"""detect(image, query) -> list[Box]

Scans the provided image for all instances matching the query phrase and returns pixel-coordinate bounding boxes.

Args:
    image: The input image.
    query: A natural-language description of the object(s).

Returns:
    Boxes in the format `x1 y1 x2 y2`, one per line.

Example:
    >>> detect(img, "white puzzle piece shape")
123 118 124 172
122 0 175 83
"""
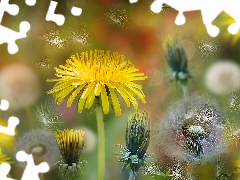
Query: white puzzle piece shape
0 163 16 180
16 151 49 180
150 0 240 37
0 0 30 54
46 1 65 26
0 0 19 22
0 116 19 136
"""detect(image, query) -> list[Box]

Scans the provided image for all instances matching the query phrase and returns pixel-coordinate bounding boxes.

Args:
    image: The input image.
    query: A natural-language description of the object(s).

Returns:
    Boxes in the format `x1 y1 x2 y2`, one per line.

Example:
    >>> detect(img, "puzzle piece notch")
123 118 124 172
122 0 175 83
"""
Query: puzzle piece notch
25 0 37 6
0 0 19 23
0 163 16 180
16 151 49 180
0 21 30 54
46 1 65 26
0 116 19 136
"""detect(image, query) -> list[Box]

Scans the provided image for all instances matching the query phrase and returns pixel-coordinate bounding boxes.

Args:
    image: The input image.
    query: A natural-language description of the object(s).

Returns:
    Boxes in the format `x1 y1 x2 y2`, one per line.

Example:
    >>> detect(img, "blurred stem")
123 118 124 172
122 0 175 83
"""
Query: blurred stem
181 84 188 101
95 105 105 180
128 170 135 180
26 108 34 129
181 84 188 114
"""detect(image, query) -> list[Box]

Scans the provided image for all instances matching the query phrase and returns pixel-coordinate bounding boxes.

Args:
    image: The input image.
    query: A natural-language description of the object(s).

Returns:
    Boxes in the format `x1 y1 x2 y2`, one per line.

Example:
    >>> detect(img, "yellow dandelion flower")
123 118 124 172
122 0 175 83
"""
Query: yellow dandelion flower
0 118 16 152
54 129 85 179
234 159 240 180
0 149 13 164
46 50 147 116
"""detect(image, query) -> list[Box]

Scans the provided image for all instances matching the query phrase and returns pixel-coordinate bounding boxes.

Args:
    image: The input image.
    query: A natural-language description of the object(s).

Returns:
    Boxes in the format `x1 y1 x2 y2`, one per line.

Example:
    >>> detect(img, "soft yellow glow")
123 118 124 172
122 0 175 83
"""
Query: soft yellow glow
47 50 147 116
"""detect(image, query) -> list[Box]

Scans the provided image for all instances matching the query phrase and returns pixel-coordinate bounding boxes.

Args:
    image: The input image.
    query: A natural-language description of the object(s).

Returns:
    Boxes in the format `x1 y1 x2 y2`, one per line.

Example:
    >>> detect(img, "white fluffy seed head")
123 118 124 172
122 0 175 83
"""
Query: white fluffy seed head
154 94 227 162
0 63 41 109
205 61 240 95
16 129 60 170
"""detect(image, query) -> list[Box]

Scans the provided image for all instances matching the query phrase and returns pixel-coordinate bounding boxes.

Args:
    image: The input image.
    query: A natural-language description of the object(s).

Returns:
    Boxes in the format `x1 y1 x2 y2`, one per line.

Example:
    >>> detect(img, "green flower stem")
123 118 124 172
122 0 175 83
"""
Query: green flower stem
181 84 188 101
128 170 135 180
26 108 34 129
181 84 188 114
96 105 105 180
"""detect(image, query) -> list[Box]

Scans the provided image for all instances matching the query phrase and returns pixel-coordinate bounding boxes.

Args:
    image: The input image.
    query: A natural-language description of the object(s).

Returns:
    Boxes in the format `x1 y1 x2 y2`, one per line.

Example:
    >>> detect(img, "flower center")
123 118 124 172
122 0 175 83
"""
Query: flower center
187 125 205 136
29 144 47 158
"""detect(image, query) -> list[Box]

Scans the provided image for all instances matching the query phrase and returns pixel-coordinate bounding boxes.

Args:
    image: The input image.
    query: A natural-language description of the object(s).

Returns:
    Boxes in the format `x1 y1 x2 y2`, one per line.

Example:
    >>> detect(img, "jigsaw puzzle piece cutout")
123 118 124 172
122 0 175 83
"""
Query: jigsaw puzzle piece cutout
16 151 49 180
0 163 16 180
46 1 65 26
0 0 19 23
223 2 240 35
0 21 30 54
151 0 240 37
0 116 19 136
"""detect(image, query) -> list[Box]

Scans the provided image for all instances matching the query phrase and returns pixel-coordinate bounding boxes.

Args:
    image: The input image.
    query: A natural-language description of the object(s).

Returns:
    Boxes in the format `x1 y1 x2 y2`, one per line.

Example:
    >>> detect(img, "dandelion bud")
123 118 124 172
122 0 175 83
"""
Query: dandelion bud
163 36 192 85
116 110 151 176
54 129 85 179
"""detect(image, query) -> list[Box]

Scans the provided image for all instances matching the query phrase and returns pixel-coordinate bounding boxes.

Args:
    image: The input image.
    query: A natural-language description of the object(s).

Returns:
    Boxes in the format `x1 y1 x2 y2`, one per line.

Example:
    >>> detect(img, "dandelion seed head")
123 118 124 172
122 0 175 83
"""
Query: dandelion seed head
40 28 68 51
0 63 41 110
197 40 220 61
227 91 240 112
35 56 51 70
205 61 240 95
222 116 240 147
212 155 232 180
67 24 91 50
32 100 64 132
16 129 60 170
154 94 226 162
169 160 187 180
141 160 170 179
103 5 128 28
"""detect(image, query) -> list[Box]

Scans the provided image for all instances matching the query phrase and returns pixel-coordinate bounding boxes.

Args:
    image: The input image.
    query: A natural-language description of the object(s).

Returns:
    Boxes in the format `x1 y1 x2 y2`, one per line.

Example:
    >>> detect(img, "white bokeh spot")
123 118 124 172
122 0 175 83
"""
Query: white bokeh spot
0 99 9 111
71 6 82 16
